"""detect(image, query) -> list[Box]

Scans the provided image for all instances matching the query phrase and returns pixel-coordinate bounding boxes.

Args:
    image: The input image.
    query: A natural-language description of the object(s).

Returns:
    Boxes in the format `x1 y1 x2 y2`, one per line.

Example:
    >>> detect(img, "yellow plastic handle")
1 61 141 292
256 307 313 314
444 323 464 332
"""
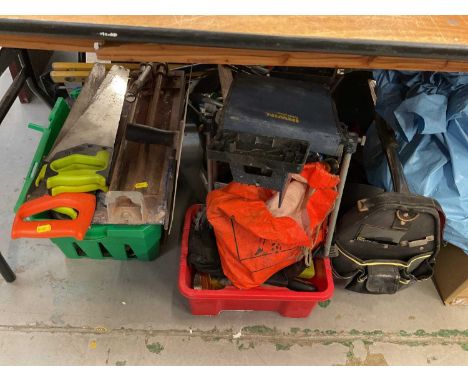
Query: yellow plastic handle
35 164 48 187
52 207 78 220
46 170 107 189
50 150 110 172
51 183 109 196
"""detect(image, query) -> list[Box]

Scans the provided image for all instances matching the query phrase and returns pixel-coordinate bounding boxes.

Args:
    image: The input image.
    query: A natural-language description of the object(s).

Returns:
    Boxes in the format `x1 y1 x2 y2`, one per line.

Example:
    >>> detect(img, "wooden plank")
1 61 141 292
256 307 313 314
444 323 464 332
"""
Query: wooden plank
0 33 93 52
52 62 141 71
97 42 468 72
50 70 93 83
52 62 185 72
50 63 142 83
4 15 468 46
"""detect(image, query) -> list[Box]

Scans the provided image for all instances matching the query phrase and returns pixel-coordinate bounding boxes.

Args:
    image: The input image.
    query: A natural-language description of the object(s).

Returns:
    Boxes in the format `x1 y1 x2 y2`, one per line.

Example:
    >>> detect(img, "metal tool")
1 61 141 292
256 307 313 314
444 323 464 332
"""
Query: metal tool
125 63 154 103
15 64 128 227
49 63 106 154
47 64 129 159
104 65 186 228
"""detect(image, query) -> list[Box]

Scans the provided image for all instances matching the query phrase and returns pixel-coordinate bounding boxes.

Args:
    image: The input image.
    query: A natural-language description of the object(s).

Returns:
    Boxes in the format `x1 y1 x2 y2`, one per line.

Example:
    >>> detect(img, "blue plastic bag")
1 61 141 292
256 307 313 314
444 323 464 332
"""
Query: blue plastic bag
365 70 468 254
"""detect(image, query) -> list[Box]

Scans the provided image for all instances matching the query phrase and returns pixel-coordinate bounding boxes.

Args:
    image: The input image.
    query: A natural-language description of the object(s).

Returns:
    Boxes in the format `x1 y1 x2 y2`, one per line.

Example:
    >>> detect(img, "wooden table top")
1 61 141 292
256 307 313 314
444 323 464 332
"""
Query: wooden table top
2 16 467 46
1 16 468 71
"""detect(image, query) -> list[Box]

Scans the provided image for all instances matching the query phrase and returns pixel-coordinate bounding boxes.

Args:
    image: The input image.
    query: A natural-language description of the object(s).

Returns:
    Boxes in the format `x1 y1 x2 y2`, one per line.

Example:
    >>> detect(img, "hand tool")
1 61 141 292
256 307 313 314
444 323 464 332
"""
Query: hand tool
42 64 128 223
47 170 107 190
13 64 130 241
11 193 96 240
29 144 112 198
105 64 186 230
45 147 111 196
52 206 78 220
50 148 110 172
48 64 106 153
125 63 154 103
26 63 127 202
47 64 129 159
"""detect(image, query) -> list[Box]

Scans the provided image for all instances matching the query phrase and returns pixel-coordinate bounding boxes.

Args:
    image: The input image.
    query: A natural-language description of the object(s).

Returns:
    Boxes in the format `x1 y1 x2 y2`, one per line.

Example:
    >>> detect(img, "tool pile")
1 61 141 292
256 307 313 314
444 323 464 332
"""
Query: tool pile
12 64 129 240
11 62 186 259
10 61 449 315
183 66 358 297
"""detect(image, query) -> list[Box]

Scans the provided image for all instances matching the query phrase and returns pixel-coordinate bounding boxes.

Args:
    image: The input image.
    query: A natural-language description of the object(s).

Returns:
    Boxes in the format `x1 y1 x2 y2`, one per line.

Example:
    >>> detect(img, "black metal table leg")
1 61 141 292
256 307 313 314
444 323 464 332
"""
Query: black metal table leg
0 251 16 283
19 49 55 108
0 66 27 124
0 48 26 124
0 48 54 126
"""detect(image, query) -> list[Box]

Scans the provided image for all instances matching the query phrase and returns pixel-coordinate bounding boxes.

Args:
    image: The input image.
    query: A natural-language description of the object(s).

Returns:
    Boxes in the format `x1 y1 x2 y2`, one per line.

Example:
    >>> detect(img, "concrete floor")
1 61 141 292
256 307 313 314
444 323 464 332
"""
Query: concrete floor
0 70 467 366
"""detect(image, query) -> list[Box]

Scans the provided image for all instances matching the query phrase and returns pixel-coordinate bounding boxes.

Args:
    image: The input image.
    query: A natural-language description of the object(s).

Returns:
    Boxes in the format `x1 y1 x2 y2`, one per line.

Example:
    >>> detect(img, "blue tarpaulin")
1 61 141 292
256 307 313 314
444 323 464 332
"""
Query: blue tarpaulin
364 70 468 254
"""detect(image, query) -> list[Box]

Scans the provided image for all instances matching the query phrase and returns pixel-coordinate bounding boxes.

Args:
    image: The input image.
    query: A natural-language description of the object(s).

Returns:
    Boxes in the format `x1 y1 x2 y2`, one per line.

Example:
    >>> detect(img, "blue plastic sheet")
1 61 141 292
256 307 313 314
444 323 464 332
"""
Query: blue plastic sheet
364 70 468 254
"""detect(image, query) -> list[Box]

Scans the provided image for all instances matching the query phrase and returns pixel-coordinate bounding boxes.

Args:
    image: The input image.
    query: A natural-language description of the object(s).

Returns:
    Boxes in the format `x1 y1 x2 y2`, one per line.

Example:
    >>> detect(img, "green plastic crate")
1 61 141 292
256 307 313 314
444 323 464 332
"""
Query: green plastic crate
14 97 70 212
51 224 162 261
15 97 163 261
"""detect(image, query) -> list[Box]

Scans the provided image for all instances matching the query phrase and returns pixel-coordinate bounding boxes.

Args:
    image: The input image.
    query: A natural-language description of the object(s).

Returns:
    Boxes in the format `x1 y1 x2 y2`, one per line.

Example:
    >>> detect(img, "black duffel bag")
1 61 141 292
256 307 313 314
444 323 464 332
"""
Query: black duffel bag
332 114 445 294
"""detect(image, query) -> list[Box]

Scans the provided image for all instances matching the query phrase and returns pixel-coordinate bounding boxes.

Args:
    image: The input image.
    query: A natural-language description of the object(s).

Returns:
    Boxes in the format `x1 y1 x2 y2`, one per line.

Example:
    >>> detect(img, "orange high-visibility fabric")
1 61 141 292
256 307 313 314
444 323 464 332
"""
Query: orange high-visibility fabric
207 163 339 289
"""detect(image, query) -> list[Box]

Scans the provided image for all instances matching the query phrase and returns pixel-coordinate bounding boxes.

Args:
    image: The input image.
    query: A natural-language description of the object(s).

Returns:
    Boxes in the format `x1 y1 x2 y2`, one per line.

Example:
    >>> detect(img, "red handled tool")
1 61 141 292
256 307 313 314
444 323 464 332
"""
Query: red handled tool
11 193 95 240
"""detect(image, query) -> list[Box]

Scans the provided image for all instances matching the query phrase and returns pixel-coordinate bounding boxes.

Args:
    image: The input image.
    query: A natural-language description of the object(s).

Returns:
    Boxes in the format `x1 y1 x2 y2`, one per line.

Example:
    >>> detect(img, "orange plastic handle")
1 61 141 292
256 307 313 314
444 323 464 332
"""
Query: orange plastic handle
11 193 96 240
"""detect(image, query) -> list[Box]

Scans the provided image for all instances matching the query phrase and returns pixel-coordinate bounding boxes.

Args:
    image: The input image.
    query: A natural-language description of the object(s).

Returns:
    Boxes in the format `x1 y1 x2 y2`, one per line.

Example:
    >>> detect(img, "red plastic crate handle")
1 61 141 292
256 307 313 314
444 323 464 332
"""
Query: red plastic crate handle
11 193 96 240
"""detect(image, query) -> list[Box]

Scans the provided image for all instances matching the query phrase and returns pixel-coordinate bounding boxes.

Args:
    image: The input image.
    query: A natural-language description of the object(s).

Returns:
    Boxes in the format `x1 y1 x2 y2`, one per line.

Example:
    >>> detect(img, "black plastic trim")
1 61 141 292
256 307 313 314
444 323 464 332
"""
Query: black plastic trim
1 18 468 61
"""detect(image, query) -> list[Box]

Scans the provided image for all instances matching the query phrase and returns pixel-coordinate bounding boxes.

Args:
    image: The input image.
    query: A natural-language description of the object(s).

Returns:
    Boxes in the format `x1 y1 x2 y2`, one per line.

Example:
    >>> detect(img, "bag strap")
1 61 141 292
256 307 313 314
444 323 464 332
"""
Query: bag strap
375 114 411 194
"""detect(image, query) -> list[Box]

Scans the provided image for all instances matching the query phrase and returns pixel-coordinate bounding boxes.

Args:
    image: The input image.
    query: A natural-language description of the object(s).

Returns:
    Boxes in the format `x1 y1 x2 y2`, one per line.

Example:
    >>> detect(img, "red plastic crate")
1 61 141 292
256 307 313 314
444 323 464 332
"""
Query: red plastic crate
178 204 334 318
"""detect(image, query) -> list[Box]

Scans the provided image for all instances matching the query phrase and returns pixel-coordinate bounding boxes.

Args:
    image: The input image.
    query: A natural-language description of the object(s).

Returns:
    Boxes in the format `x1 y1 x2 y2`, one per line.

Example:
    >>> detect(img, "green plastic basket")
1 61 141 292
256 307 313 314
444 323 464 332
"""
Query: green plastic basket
14 97 70 212
51 224 162 261
15 97 163 261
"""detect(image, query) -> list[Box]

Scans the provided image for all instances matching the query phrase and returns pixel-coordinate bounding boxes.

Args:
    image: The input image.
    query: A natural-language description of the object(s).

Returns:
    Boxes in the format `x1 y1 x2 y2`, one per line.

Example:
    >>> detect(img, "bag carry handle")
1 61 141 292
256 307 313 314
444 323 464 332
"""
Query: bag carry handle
374 114 411 194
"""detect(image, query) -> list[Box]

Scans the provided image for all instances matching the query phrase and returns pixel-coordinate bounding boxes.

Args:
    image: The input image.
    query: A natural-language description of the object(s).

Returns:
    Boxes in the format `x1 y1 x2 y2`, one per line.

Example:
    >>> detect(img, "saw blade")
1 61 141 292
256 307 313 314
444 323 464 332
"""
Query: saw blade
47 64 129 159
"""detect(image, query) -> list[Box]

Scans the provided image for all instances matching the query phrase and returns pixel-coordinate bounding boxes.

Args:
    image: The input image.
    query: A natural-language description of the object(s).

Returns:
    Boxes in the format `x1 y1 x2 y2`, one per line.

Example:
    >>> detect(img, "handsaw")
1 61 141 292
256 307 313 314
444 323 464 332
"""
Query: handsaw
12 193 96 240
20 64 129 226
49 63 106 154
47 64 130 159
